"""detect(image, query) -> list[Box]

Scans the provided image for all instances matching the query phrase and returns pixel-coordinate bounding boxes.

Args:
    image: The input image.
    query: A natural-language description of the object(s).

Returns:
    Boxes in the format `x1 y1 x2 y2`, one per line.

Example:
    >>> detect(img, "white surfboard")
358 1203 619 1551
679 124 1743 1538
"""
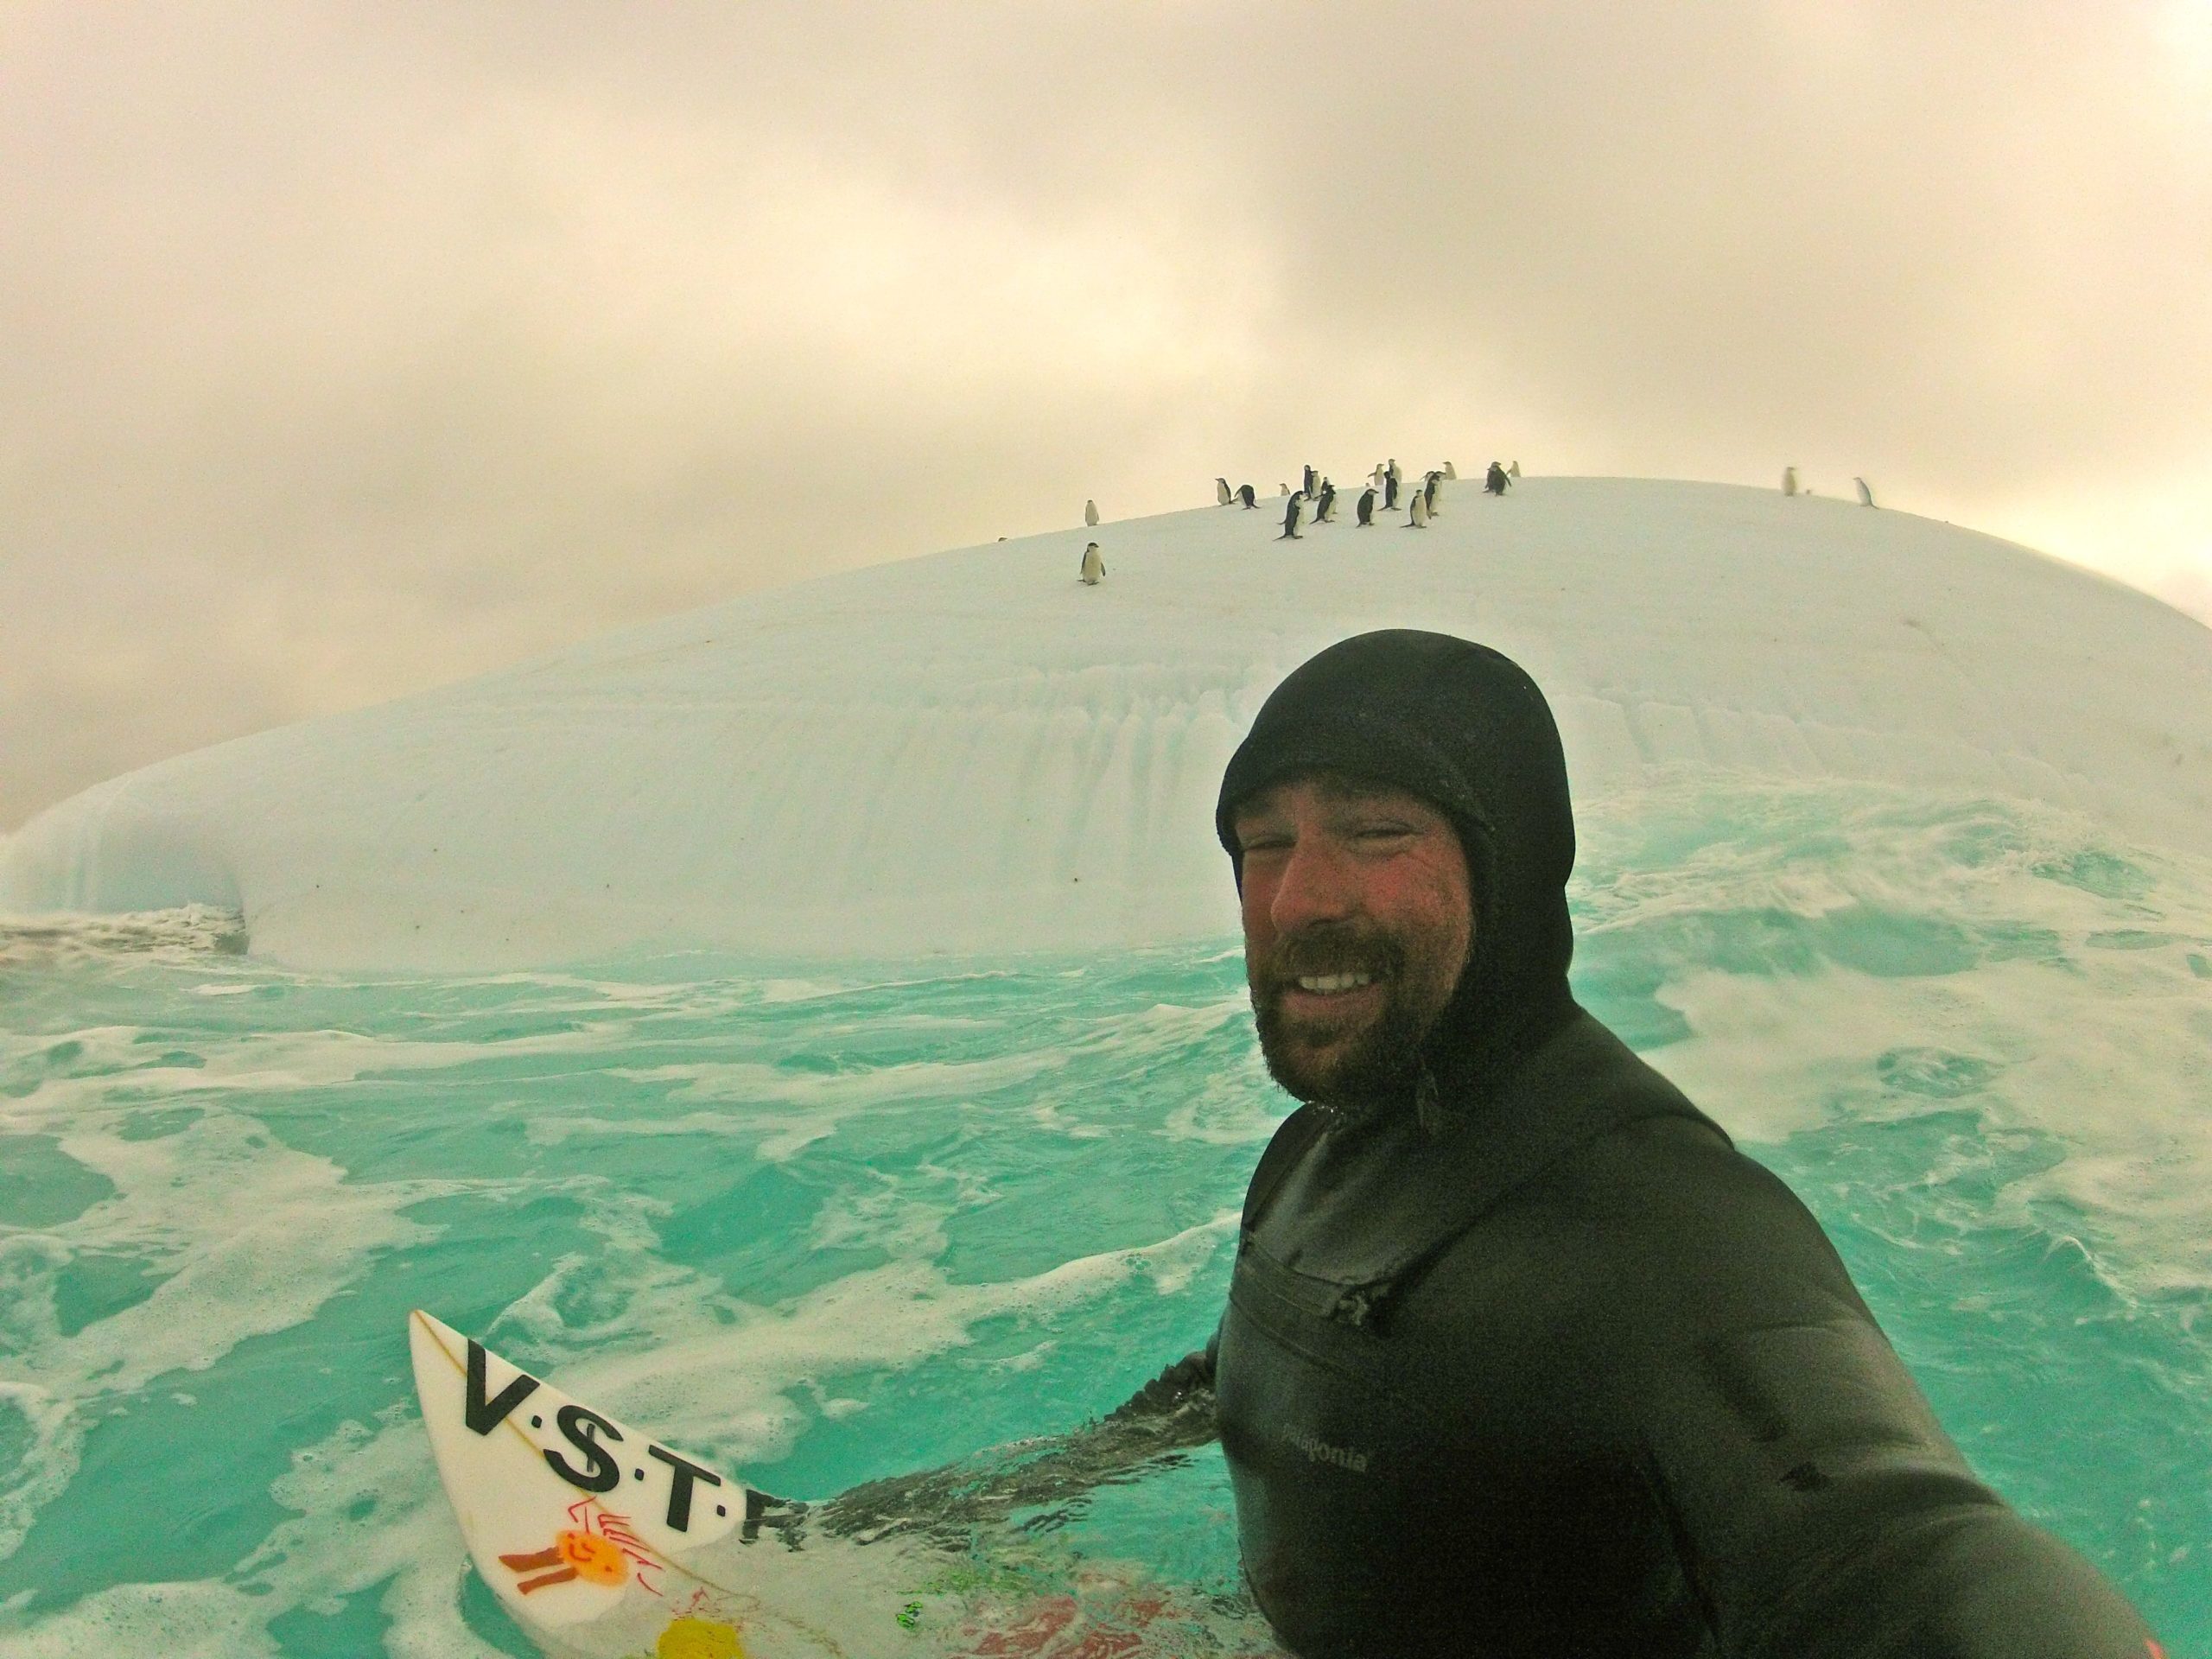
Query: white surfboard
410 1310 1283 1659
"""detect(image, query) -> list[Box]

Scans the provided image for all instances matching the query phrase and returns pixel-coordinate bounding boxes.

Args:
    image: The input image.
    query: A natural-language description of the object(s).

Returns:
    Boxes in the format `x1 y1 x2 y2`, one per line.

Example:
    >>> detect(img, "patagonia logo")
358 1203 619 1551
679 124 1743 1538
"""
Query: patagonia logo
1278 1421 1370 1473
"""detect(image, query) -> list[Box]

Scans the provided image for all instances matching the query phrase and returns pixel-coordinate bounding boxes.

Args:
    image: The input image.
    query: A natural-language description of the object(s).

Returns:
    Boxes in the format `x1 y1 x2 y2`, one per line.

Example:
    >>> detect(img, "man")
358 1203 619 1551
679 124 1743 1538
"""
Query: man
1116 630 2158 1657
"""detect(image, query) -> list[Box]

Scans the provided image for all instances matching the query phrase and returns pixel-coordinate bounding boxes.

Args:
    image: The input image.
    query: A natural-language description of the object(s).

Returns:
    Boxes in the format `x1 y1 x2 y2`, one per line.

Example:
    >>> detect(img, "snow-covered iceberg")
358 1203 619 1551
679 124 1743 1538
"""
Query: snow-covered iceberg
6 478 2208 970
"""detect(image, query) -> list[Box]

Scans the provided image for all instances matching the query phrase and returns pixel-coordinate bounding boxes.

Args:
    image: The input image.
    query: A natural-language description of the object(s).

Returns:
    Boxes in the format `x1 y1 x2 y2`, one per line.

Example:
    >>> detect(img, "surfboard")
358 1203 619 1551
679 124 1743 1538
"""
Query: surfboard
410 1309 1285 1659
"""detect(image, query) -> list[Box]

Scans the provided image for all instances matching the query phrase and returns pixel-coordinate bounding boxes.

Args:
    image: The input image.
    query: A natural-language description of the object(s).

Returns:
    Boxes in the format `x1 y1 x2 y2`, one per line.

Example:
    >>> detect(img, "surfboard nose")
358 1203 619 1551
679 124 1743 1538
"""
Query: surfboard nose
410 1308 756 1650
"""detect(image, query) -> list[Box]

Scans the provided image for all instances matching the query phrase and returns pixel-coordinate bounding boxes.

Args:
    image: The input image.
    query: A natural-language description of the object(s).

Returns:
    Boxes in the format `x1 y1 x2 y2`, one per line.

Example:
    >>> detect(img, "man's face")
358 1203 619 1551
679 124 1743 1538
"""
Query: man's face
1233 774 1473 1109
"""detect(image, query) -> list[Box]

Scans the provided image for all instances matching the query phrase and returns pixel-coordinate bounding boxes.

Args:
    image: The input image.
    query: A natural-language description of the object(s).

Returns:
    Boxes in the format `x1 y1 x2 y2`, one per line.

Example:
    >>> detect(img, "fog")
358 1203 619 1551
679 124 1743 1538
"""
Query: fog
4 0 2208 826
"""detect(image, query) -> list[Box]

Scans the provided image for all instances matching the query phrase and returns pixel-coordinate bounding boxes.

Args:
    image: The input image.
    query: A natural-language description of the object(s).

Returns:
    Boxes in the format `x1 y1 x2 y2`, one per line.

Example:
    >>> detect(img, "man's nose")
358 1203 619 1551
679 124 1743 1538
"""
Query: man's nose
1269 839 1358 932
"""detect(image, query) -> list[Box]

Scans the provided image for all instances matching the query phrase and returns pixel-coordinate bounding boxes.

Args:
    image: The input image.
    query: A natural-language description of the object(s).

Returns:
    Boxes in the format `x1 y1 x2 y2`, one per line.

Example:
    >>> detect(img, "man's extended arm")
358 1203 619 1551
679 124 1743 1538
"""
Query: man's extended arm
1623 1144 2161 1657
1639 1316 2159 1657
816 1331 1219 1547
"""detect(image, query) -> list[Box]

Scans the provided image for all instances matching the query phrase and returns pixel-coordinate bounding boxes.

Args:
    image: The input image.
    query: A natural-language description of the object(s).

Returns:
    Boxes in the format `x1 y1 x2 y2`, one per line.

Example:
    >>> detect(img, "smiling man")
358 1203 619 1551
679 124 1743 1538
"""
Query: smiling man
1115 630 2159 1658
1236 774 1471 1115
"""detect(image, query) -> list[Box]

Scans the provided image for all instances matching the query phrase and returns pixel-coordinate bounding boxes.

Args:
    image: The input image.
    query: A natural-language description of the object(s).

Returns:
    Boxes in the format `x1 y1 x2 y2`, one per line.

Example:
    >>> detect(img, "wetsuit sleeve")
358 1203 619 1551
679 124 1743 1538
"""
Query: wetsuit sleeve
1621 1147 2161 1656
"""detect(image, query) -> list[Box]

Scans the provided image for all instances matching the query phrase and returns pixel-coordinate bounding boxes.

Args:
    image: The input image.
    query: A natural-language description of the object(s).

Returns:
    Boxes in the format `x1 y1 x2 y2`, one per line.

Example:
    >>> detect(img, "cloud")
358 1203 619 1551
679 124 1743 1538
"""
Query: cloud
3 0 2208 824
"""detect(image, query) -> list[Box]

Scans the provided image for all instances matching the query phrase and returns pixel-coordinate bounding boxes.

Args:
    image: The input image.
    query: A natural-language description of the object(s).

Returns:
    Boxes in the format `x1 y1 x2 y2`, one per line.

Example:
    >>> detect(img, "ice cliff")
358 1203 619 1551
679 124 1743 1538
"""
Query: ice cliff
6 478 2208 969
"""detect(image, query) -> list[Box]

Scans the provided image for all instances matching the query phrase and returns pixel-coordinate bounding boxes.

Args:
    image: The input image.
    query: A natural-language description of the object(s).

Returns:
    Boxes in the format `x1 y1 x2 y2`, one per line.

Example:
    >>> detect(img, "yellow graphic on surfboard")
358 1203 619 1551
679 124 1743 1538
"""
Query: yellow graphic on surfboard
656 1616 746 1659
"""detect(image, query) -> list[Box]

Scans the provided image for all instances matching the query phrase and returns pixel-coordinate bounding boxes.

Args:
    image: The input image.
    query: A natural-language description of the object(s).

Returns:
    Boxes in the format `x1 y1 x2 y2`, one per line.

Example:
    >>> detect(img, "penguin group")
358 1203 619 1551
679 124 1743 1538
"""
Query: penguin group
1207 451 1525 543
1779 467 1879 507
1257 461 1359 541
1074 450 1896 596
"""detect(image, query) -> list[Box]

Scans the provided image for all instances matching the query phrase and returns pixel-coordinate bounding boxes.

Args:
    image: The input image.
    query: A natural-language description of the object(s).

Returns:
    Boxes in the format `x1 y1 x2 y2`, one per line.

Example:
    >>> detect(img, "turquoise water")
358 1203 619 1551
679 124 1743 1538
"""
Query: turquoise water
2 780 2208 1655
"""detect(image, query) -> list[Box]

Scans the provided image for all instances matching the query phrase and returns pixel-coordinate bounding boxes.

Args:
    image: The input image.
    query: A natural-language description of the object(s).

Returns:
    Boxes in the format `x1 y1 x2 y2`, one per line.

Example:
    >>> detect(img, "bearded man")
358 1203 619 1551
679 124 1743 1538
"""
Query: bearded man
1115 629 2158 1658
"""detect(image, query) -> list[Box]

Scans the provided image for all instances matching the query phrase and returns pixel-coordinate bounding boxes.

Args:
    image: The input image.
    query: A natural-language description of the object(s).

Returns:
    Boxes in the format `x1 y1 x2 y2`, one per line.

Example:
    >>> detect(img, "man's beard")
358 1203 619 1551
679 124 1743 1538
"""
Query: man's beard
1249 925 1454 1118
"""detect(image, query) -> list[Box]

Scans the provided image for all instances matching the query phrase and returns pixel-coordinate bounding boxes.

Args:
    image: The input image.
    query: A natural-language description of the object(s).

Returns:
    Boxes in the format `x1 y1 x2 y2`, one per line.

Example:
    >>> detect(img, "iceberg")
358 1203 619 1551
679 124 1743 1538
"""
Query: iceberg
5 478 2208 970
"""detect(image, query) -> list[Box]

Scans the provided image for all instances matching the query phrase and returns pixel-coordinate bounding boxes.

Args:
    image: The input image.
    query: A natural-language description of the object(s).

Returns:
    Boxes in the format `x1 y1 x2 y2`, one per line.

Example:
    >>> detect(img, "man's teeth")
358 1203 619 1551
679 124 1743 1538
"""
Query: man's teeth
1296 973 1373 994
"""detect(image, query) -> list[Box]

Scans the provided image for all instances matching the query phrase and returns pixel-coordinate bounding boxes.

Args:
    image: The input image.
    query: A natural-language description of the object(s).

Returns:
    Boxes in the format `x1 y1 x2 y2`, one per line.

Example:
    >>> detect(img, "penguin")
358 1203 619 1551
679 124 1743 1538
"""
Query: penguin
1443 461 1458 480
1085 499 1099 527
1079 542 1104 585
1407 492 1429 528
1281 482 1291 496
1384 471 1400 511
1217 477 1234 506
1238 483 1257 509
1279 492 1306 540
1302 464 1319 498
1507 460 1520 480
1423 472 1440 515
1370 462 1387 492
1854 476 1876 507
1357 487 1376 526
1782 466 1799 497
1315 480 1337 524
1484 461 1510 495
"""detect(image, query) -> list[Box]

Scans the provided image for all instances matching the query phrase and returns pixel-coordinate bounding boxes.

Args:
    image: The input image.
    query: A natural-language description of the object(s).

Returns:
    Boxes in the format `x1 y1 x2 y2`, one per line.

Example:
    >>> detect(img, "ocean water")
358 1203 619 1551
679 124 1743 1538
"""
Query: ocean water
1 778 2208 1656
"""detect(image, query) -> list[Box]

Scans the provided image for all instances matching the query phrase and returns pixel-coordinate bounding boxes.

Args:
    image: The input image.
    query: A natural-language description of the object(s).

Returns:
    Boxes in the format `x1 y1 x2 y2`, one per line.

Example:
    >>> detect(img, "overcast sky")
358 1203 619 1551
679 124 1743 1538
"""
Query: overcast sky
5 1 2209 829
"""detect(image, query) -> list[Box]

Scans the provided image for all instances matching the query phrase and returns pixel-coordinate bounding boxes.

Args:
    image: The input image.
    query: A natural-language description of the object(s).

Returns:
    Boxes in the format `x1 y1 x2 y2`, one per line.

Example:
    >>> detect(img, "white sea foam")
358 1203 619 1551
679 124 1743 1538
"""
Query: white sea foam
1585 780 2212 1294
474 1182 1240 1487
0 1106 452 1562
0 1580 289 1659
0 1024 607 1123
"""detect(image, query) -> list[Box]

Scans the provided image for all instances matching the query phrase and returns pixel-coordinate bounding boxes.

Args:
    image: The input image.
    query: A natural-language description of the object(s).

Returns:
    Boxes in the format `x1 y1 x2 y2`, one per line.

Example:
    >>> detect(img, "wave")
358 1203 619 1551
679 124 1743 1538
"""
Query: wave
0 905 248 968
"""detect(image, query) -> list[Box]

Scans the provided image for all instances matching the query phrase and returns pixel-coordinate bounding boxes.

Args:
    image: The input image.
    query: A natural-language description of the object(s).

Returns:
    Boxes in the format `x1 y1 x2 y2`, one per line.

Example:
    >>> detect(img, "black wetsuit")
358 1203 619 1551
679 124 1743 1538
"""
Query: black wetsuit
1160 630 2158 1659
1211 1016 2158 1656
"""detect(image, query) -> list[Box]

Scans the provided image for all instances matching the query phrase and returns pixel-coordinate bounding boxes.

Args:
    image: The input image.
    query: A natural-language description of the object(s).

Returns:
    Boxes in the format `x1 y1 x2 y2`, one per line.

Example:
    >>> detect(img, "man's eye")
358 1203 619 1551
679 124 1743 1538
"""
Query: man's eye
1355 823 1412 841
1239 835 1292 855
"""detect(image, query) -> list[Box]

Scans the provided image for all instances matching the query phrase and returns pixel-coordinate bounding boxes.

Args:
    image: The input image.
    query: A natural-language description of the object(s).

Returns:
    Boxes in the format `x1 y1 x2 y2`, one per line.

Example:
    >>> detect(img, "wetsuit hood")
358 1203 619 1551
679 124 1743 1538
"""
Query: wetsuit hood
1216 629 1578 1108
